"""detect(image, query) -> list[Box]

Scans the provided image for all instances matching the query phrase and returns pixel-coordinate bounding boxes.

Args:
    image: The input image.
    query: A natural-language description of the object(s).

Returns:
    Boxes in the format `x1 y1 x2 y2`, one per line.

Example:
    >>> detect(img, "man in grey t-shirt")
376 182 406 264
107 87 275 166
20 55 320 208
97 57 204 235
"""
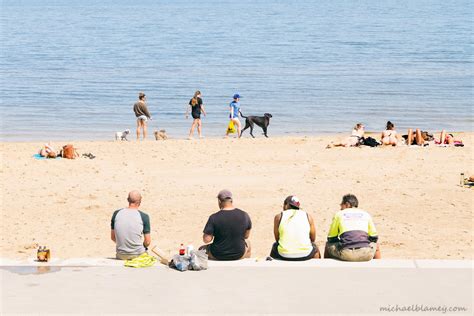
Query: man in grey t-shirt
111 190 151 260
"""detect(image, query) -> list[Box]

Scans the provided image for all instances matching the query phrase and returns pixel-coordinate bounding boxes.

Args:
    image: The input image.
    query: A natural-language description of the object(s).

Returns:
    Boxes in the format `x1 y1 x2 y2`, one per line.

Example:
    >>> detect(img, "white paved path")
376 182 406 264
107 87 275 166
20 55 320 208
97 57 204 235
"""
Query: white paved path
1 259 472 315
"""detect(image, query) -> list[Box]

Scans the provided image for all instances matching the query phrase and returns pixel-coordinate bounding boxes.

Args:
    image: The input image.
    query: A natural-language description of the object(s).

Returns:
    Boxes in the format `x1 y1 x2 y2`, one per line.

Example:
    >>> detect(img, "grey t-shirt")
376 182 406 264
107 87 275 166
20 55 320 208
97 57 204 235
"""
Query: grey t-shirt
111 208 150 256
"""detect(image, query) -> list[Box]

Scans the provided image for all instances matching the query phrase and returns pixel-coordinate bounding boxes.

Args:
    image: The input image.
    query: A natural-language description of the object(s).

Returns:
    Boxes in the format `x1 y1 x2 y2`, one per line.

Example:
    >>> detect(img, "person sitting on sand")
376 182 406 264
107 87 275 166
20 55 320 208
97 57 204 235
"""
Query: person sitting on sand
327 123 364 148
111 190 151 260
324 194 381 261
133 92 153 141
381 121 400 146
38 142 57 158
199 190 252 260
269 195 320 260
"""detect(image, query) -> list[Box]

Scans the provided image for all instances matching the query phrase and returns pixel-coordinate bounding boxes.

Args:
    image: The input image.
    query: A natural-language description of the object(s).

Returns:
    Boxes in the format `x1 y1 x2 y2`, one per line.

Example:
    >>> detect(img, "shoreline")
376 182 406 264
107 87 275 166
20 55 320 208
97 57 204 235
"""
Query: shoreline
1 135 472 260
0 130 471 143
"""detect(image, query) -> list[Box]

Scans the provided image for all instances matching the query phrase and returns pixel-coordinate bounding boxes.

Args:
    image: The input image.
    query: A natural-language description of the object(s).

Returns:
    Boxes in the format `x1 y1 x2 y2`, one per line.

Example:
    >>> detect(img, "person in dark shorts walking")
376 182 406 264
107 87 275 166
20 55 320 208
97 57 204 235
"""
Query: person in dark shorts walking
185 90 206 139
199 189 252 260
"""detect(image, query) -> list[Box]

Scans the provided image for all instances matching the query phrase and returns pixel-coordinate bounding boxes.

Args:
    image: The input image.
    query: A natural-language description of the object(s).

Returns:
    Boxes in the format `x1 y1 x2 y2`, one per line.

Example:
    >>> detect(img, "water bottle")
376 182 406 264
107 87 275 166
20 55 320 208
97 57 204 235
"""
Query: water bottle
179 244 185 256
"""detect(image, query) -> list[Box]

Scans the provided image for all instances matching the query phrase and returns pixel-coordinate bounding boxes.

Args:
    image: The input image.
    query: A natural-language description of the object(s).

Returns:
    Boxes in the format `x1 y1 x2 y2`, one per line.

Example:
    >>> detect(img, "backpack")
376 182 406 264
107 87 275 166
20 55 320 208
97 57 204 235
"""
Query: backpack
61 144 79 159
362 137 380 147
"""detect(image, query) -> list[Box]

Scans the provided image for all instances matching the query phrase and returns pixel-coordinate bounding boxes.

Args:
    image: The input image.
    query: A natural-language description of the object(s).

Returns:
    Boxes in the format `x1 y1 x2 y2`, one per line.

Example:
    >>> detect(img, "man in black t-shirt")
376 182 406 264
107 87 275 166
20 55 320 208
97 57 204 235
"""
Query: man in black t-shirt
200 190 252 260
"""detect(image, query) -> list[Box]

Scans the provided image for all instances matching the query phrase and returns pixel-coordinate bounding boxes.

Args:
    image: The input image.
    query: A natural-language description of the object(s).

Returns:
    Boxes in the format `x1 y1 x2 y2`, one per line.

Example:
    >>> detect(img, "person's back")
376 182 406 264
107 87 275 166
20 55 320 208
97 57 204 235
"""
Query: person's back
112 208 150 257
133 100 151 118
278 209 312 257
206 208 250 260
201 190 252 261
111 191 151 260
270 195 320 260
324 194 380 261
329 208 375 248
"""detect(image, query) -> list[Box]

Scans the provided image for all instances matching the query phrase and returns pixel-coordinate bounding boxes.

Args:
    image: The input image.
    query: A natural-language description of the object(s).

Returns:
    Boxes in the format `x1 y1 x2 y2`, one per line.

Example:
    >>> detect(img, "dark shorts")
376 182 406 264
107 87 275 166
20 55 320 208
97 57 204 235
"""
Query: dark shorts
269 242 319 261
192 113 201 120
201 242 248 261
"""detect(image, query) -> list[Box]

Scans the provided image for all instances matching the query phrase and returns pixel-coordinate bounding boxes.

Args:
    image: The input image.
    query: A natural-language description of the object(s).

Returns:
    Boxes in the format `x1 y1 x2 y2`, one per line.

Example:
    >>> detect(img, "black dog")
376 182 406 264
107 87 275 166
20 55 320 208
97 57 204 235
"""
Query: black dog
240 112 273 138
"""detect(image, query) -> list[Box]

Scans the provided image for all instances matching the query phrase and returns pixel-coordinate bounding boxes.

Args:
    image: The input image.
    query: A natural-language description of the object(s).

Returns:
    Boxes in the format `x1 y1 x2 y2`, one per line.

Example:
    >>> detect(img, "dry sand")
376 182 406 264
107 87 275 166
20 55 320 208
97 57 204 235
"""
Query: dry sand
1 133 472 260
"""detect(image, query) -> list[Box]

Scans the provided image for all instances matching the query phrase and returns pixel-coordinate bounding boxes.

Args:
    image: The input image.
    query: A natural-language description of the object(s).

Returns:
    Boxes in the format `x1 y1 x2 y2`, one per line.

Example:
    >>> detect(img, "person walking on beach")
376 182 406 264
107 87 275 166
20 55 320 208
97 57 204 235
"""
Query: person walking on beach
185 90 206 139
269 195 321 260
133 92 152 140
225 93 242 138
324 194 381 261
199 189 252 260
111 190 151 260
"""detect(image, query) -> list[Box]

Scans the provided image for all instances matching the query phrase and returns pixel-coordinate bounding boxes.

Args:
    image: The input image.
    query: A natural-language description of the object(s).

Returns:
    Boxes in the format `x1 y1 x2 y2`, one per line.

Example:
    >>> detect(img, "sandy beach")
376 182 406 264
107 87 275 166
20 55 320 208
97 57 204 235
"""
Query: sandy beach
0 133 472 260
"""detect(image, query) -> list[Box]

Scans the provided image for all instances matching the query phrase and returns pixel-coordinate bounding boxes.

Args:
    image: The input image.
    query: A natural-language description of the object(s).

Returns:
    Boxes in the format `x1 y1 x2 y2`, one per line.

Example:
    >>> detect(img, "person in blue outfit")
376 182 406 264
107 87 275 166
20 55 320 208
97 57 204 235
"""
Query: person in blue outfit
225 93 242 138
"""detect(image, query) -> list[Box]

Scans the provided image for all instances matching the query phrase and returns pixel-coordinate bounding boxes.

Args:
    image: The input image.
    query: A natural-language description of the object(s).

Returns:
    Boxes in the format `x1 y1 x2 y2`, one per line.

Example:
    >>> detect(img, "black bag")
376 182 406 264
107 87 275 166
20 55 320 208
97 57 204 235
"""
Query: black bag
362 137 380 147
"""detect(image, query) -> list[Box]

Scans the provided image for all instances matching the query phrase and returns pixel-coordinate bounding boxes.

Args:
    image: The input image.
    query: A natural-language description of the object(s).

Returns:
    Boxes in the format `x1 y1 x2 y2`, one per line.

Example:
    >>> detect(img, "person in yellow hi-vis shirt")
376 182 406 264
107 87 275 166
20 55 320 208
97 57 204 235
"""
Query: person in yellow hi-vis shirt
269 196 321 260
324 194 381 261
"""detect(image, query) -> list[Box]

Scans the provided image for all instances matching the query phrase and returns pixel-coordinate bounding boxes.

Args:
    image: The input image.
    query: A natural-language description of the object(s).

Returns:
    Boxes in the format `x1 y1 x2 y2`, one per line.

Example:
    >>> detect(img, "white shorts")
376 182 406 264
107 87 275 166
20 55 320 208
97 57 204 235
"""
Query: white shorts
137 115 148 122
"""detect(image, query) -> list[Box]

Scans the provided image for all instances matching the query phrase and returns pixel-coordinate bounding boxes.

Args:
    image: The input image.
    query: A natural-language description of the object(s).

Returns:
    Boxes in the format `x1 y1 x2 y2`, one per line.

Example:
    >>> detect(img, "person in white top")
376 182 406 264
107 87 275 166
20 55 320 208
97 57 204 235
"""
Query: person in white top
326 123 365 148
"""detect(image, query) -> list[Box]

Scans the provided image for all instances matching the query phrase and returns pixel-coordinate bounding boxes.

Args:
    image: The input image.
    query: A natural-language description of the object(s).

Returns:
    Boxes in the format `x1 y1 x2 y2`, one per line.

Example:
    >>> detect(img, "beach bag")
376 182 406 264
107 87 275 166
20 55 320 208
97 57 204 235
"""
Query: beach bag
362 137 380 147
189 250 208 271
227 121 236 134
61 144 79 159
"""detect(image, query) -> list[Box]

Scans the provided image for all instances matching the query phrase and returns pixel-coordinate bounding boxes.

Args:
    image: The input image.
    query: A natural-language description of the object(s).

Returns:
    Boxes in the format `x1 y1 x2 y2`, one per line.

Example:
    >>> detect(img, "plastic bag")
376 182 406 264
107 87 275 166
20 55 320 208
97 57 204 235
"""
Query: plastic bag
227 120 236 134
170 254 190 271
169 250 208 271
189 250 208 271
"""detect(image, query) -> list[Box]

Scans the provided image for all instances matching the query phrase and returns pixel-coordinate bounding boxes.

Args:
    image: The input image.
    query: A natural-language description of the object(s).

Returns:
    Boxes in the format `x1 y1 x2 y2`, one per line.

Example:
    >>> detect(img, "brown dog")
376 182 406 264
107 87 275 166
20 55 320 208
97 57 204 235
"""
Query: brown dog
154 130 168 140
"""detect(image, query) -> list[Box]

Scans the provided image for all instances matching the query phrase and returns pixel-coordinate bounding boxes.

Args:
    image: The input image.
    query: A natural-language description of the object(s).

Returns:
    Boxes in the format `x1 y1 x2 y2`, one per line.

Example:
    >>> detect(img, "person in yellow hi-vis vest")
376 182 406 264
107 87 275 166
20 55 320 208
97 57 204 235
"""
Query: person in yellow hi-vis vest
324 194 381 261
269 196 321 260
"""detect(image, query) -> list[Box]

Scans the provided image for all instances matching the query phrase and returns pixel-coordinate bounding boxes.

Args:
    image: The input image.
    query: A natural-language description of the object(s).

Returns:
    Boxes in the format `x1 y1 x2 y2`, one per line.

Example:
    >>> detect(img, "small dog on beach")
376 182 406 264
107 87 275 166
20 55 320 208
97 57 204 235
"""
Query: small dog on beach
115 129 130 141
240 112 273 138
154 129 168 140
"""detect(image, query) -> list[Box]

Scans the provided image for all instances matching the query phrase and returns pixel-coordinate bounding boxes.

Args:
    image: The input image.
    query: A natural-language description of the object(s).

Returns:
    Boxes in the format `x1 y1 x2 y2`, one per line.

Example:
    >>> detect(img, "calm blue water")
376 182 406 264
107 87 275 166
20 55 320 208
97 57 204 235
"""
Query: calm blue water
1 0 473 141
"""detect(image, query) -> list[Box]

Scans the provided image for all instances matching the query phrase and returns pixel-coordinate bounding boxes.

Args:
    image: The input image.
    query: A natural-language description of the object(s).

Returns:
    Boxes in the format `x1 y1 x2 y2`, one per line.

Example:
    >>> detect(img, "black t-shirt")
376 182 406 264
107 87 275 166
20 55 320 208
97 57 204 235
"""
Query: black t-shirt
189 97 202 117
203 208 252 260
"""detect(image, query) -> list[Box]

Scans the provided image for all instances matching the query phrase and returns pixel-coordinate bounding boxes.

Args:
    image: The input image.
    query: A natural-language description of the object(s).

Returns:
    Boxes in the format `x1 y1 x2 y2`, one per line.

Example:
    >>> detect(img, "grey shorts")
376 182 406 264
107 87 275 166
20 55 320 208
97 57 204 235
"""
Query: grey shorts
116 252 144 260
326 242 376 262
137 115 148 122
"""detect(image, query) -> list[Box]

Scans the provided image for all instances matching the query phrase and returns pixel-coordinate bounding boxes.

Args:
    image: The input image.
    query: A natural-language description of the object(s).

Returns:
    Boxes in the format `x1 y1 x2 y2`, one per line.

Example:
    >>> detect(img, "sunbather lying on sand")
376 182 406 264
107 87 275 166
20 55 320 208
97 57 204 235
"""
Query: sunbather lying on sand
326 123 364 148
435 130 463 146
38 142 57 158
381 121 400 146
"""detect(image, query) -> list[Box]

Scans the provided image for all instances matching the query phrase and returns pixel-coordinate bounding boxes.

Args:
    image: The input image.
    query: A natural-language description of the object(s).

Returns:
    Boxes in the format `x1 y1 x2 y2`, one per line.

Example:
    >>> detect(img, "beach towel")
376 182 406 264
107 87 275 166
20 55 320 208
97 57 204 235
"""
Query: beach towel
124 253 157 268
33 154 61 160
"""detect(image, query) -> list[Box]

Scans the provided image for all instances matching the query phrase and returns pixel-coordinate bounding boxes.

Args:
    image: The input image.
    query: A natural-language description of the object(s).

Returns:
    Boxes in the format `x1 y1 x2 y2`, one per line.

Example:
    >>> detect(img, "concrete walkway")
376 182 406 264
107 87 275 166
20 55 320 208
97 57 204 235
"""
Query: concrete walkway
1 258 472 315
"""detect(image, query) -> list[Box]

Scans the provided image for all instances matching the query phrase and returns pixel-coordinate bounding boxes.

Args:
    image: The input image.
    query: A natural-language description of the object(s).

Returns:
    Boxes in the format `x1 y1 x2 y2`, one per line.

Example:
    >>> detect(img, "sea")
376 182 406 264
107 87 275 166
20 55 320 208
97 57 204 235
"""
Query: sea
1 0 472 141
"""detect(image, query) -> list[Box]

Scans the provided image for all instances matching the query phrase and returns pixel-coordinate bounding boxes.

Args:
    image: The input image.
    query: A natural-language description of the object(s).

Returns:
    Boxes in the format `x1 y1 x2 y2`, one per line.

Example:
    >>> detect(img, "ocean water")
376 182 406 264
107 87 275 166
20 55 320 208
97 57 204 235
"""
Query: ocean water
1 0 472 141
